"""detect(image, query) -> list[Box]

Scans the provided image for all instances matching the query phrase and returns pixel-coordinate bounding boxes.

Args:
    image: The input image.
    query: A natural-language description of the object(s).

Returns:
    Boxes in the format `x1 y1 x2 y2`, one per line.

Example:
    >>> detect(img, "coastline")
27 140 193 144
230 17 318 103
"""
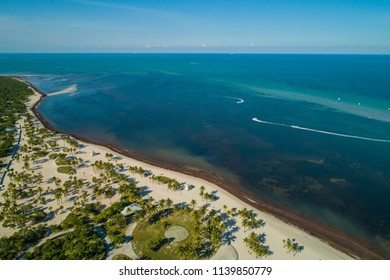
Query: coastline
20 77 384 259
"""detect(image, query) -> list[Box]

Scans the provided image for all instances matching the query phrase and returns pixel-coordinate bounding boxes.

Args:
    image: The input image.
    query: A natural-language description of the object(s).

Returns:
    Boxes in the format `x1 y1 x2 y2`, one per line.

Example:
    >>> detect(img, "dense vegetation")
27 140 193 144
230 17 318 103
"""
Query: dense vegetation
0 225 48 259
24 226 105 260
0 76 32 157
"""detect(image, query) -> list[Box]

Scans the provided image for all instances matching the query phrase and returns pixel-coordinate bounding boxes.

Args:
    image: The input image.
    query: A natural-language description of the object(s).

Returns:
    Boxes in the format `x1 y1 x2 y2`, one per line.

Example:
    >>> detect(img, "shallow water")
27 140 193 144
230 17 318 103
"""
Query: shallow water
1 54 390 256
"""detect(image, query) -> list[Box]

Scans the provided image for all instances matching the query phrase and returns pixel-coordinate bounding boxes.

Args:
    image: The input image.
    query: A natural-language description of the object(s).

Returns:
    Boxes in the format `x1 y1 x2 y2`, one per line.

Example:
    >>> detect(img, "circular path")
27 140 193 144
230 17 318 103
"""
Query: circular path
211 245 239 260
165 226 189 242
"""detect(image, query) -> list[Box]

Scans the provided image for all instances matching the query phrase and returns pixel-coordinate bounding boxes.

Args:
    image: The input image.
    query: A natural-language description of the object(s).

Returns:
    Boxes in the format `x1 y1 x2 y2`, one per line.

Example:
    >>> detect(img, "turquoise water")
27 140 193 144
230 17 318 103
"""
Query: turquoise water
1 54 390 256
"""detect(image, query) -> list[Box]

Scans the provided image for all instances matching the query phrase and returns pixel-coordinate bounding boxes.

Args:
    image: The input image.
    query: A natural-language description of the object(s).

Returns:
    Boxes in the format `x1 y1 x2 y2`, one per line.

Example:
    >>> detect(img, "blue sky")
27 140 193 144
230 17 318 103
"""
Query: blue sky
0 0 389 53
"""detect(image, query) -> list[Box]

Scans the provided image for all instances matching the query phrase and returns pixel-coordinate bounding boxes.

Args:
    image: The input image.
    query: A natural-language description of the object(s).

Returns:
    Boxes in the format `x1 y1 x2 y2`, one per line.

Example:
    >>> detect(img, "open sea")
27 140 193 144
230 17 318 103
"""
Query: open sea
1 54 390 256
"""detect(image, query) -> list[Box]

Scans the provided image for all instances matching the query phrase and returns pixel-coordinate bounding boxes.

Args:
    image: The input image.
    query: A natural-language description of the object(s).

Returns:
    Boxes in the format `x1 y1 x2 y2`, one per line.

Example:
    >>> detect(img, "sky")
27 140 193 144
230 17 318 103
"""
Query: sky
0 0 389 53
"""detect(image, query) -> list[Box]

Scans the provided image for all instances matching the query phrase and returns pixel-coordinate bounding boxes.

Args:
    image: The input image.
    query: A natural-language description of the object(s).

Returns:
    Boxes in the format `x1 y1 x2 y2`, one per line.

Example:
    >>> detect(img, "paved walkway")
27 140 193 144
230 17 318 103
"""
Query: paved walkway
106 222 139 260
211 244 239 260
0 124 22 187
93 225 114 259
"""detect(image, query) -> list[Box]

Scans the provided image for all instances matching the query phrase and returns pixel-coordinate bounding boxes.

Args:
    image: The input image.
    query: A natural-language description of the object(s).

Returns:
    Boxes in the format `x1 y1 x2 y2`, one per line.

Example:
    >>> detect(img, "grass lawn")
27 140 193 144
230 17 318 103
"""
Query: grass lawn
132 208 216 260
57 165 76 175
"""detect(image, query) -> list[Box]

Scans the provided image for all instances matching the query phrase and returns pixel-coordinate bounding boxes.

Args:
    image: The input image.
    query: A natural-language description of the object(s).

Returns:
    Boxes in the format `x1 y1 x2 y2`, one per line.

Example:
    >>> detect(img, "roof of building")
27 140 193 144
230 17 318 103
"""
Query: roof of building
121 203 142 216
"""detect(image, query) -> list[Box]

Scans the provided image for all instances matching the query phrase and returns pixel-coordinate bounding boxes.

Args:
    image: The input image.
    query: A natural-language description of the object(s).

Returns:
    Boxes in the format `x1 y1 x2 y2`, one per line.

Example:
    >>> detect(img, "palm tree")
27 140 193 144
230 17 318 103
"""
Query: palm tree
190 199 197 210
222 204 228 212
54 188 63 205
208 209 217 219
36 186 44 197
199 206 207 218
14 153 21 163
158 199 166 210
92 176 99 184
52 176 62 189
191 210 201 221
282 238 301 255
211 230 222 246
148 196 155 205
199 186 205 199
48 140 58 151
40 196 46 205
148 204 158 214
23 160 30 170
166 198 173 209
92 185 102 201
178 245 188 260
105 186 114 203
105 152 113 161
34 173 43 187
118 183 129 198
242 219 251 232
73 177 84 194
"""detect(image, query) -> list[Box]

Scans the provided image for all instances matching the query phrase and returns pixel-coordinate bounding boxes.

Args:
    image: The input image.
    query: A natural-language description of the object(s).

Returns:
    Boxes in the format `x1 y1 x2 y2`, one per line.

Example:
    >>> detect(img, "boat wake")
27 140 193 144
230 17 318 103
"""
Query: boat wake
252 117 390 143
47 84 78 96
224 96 245 104
233 83 390 123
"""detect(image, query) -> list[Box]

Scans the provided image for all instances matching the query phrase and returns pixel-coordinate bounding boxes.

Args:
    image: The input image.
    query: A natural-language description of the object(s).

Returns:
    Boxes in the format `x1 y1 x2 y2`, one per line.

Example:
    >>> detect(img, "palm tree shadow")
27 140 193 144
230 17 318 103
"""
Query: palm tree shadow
124 235 133 243
140 186 151 196
211 190 219 201
222 231 237 245
148 208 173 224
258 233 267 244
222 218 239 245
43 211 55 222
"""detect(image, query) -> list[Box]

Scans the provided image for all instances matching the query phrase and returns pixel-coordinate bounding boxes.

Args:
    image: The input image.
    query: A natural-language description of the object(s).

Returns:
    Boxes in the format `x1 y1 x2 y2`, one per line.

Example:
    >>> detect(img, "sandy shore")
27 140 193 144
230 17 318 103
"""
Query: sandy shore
0 82 361 259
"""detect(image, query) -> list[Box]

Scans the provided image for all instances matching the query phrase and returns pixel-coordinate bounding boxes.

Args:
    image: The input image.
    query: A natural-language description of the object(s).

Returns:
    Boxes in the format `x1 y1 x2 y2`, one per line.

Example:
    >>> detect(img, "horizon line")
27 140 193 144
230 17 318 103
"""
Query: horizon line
1 52 390 55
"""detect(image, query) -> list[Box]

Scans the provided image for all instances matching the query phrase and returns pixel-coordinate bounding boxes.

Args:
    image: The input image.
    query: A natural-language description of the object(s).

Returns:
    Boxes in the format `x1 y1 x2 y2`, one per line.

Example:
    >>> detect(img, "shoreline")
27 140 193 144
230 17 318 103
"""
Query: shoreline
22 77 384 259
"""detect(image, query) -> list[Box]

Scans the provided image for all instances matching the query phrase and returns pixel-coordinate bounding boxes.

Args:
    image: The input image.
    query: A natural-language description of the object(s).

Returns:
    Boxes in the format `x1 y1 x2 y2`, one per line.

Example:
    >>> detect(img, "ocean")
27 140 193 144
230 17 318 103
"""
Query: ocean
1 53 390 256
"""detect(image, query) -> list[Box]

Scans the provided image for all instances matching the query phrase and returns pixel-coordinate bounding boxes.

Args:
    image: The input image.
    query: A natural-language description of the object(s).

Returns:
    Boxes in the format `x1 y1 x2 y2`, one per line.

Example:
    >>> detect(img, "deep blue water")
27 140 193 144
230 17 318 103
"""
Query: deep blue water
1 54 390 255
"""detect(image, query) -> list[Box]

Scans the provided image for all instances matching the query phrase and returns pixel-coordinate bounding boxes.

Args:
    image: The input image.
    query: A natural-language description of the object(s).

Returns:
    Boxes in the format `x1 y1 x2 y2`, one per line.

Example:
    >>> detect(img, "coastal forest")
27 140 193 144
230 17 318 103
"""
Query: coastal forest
0 76 32 158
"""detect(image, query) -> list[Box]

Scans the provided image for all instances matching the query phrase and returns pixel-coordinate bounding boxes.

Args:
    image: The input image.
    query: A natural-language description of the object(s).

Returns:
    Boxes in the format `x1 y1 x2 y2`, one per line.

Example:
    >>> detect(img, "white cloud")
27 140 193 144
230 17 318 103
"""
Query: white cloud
68 0 184 18
72 0 155 13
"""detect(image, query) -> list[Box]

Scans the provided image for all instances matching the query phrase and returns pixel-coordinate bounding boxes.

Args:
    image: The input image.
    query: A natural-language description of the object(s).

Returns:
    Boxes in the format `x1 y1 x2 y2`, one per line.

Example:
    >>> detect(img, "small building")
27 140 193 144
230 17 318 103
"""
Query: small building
5 127 16 132
182 183 192 191
121 203 142 216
